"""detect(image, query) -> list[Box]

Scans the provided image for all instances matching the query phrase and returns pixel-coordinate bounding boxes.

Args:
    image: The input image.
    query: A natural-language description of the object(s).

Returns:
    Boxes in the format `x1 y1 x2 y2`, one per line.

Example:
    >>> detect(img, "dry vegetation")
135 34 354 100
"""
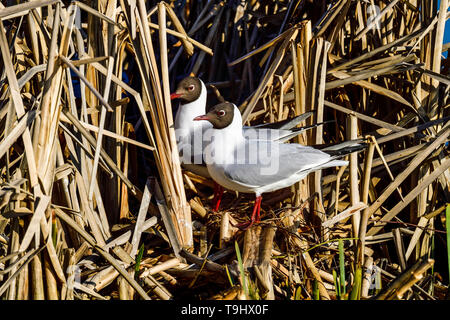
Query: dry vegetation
0 0 449 300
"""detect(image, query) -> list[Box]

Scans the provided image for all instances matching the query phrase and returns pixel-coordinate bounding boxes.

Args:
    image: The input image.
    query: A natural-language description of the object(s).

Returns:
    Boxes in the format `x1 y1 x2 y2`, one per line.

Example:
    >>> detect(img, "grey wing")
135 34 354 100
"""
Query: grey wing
223 142 334 187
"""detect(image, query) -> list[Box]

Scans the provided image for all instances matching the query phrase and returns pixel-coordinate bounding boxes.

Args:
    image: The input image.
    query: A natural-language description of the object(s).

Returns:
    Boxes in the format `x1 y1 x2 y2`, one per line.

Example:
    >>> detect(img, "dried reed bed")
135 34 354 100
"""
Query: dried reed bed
0 0 448 300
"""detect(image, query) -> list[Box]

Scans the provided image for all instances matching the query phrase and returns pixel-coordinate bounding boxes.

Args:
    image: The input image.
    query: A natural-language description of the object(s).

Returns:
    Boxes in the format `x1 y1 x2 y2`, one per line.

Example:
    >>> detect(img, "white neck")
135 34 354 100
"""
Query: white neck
174 80 209 163
174 80 207 132
227 104 245 138
204 104 245 166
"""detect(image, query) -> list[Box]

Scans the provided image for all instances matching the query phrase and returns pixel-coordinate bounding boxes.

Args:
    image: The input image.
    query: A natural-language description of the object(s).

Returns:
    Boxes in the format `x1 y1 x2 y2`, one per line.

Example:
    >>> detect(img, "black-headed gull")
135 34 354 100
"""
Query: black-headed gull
171 76 324 211
193 102 362 229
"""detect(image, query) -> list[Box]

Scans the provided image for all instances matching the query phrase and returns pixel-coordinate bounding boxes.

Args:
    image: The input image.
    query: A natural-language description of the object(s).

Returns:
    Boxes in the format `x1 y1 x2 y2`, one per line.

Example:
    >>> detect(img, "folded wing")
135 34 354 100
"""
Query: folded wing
223 141 342 187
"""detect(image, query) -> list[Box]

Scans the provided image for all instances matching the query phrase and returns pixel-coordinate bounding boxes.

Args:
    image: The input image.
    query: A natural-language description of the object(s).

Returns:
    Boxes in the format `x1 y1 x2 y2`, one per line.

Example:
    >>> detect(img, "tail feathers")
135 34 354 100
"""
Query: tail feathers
320 139 365 151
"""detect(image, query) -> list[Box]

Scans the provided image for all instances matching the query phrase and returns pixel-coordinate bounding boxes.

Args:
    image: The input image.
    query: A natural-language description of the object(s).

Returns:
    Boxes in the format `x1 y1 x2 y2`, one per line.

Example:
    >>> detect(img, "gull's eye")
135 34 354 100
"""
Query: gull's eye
187 85 195 91
217 110 226 117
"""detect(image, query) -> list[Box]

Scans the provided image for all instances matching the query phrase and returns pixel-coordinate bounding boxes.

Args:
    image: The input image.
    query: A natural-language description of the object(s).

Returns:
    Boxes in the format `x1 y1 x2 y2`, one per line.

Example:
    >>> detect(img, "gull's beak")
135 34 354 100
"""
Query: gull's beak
170 92 182 100
193 114 210 121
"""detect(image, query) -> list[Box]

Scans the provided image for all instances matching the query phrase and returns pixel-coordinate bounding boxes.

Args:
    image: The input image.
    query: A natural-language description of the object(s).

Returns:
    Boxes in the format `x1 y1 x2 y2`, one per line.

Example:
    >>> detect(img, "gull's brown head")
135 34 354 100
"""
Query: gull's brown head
170 76 202 103
193 102 235 129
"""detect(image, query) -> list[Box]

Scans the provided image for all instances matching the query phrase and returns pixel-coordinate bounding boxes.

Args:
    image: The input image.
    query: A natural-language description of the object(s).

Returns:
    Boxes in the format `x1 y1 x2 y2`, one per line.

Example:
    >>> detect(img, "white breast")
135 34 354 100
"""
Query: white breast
174 81 209 164
204 107 253 193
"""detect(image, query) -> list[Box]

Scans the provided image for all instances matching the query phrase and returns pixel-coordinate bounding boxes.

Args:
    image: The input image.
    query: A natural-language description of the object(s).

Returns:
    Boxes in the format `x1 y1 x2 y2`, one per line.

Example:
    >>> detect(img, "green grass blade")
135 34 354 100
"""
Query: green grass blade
349 267 362 300
294 286 303 300
338 239 346 297
313 279 320 300
333 269 340 299
235 241 248 297
135 243 145 274
225 264 234 287
248 280 260 300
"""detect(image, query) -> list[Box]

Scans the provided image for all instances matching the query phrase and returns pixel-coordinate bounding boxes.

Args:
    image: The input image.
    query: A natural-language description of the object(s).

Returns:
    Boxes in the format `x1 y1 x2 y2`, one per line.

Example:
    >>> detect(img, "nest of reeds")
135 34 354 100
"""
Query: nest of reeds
0 0 448 300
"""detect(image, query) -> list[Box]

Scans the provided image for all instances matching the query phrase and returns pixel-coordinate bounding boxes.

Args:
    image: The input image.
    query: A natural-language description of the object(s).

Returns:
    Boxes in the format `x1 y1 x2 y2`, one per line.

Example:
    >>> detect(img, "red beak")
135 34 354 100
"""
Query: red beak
170 93 182 100
193 115 210 121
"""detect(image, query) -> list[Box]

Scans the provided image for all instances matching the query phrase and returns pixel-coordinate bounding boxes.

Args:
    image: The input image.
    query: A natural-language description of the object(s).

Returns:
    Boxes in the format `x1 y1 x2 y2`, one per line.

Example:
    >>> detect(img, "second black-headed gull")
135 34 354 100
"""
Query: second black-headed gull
193 102 362 229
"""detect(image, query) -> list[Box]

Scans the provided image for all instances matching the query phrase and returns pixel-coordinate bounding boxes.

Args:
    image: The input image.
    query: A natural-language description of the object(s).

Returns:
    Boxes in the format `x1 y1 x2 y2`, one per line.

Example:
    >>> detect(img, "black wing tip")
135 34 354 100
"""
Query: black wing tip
323 143 368 157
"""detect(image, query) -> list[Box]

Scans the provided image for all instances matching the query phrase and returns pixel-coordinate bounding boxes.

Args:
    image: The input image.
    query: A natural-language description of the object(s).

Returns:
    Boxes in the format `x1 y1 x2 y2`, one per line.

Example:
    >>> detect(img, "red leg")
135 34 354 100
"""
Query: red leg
212 183 219 210
233 195 262 230
254 196 262 223
212 183 224 212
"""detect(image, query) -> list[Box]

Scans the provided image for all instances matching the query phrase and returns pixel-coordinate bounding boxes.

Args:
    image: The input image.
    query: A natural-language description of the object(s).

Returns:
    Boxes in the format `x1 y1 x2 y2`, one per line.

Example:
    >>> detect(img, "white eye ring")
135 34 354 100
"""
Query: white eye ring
188 85 195 91
217 110 226 116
